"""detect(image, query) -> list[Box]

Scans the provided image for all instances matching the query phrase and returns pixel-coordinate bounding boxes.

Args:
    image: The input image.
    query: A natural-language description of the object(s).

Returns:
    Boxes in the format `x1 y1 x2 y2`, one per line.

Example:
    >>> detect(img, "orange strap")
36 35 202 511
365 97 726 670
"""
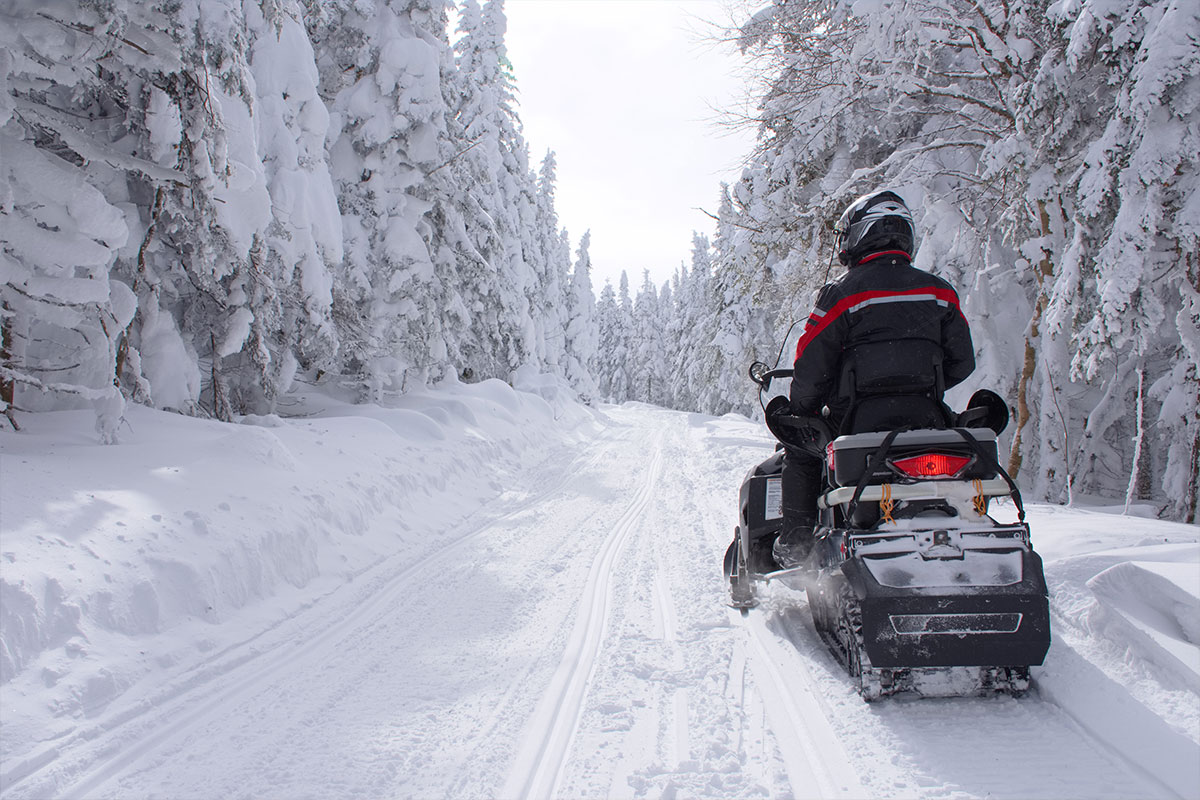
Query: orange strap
880 484 896 524
973 479 987 516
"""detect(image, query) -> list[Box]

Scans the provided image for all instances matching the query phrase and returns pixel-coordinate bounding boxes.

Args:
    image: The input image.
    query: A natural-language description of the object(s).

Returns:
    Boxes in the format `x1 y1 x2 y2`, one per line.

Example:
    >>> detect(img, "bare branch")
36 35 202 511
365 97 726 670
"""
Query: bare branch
696 207 763 234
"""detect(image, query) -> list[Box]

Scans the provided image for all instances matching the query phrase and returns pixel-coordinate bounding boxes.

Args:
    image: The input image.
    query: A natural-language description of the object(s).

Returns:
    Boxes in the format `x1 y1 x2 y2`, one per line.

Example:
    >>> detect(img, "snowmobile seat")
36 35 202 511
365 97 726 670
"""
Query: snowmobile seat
842 393 952 434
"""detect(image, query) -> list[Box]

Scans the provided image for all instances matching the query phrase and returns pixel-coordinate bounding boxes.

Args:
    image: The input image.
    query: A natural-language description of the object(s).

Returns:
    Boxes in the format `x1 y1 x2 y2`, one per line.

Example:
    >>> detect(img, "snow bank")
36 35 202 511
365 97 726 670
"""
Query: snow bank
0 377 600 753
1029 506 1200 799
1088 558 1200 687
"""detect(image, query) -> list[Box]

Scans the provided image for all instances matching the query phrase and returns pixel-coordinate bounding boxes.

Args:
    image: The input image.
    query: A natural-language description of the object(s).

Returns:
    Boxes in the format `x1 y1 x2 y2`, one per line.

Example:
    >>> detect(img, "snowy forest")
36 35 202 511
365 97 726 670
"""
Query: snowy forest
1 0 1197 522
1 0 601 426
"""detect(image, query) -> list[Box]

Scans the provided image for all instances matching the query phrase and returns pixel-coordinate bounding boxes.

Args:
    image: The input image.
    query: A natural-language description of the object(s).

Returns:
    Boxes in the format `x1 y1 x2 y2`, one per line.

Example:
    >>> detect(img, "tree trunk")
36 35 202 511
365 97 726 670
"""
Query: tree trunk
115 187 164 393
1184 253 1200 523
1008 200 1057 478
1187 431 1199 524
1125 365 1147 513
210 334 232 422
1 299 18 430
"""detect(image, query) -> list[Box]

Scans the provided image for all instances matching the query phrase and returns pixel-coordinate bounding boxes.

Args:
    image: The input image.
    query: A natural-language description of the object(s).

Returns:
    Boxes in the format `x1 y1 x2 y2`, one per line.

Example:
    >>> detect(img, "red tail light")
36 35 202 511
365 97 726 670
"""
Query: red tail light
889 452 972 479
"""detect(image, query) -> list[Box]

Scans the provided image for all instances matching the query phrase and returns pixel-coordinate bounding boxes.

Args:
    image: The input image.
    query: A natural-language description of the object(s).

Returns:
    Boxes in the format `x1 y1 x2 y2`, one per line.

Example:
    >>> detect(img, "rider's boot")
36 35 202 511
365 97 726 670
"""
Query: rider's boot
776 449 821 570
772 524 815 569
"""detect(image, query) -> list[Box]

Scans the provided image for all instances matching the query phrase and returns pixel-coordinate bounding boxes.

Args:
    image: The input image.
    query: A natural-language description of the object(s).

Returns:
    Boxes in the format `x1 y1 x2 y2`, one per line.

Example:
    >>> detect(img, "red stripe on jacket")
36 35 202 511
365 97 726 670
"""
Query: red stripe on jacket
794 286 962 362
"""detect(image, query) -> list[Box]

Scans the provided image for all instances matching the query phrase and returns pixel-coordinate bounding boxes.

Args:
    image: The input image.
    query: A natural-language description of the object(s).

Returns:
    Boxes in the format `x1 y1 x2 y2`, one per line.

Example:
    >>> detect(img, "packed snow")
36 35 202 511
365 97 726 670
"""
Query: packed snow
1 380 1197 799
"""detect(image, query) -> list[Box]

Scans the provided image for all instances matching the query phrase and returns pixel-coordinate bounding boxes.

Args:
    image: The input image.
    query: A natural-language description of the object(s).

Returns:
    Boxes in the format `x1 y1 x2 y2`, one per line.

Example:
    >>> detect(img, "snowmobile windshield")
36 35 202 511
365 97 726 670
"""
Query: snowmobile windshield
779 322 804 371
756 321 802 408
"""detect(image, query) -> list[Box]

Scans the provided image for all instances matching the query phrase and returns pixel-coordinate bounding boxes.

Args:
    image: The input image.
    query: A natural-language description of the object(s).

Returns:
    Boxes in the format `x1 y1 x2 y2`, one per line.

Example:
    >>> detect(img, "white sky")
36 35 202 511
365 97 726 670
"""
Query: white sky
501 0 759 293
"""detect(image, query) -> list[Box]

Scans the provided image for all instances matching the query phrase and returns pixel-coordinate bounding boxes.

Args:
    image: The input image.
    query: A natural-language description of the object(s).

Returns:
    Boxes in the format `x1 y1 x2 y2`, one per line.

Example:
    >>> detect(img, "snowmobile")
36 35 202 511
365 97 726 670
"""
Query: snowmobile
723 356 1051 700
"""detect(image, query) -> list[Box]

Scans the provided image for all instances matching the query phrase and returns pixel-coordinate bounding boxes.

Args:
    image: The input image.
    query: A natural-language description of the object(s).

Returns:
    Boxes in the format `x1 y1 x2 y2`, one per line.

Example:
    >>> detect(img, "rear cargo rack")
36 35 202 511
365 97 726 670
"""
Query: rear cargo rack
830 427 1027 525
818 478 1011 509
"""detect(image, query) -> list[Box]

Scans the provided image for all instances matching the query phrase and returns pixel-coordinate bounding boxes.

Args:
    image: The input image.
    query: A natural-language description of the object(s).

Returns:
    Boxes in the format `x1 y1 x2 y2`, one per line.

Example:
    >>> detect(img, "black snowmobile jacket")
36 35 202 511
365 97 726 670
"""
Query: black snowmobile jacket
788 250 975 422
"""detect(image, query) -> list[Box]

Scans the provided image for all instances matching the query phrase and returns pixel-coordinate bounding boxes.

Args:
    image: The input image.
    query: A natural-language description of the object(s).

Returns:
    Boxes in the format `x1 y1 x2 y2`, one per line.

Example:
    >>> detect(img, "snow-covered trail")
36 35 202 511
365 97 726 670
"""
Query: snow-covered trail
506 407 1187 800
10 414 657 799
3 400 1197 799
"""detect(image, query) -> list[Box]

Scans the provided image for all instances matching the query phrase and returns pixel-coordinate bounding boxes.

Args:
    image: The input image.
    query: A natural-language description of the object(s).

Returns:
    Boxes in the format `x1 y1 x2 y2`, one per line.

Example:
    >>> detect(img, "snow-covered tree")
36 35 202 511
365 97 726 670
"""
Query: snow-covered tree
2 0 601 438
594 273 637 403
308 0 457 399
723 0 1198 518
711 183 779 415
449 0 537 378
674 233 714 411
220 1 342 413
2 0 323 429
657 275 681 409
593 281 618 401
630 270 663 404
612 271 635 402
564 231 600 400
1026 0 1200 519
0 73 131 438
530 151 571 374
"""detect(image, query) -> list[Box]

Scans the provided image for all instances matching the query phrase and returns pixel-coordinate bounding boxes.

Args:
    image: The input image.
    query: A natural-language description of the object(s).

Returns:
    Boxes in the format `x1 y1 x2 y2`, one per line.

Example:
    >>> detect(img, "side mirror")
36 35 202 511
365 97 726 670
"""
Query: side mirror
748 361 772 387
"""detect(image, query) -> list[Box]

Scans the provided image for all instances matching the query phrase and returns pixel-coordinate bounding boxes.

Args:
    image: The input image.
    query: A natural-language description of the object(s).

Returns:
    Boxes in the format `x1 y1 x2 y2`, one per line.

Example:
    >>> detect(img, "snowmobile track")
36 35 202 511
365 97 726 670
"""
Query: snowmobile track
501 431 666 800
9 436 621 800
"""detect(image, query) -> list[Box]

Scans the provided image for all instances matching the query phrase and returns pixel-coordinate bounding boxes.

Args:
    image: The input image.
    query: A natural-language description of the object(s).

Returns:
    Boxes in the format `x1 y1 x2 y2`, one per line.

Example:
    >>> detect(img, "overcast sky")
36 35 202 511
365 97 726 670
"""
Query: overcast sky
501 0 759 293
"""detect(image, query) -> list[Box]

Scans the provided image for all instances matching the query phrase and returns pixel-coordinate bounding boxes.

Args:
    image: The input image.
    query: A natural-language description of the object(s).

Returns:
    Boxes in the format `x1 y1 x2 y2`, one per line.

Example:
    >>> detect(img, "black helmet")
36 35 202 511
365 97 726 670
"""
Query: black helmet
834 190 915 266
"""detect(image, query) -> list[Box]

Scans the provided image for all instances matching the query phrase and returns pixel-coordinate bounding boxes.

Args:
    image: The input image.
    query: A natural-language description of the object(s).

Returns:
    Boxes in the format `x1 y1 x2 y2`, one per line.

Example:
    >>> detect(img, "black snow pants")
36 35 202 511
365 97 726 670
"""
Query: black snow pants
779 446 822 545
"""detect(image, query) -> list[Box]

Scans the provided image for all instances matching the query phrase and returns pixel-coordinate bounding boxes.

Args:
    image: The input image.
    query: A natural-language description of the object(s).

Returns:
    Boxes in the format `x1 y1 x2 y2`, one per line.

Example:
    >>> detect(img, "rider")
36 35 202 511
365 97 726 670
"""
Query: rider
773 190 976 569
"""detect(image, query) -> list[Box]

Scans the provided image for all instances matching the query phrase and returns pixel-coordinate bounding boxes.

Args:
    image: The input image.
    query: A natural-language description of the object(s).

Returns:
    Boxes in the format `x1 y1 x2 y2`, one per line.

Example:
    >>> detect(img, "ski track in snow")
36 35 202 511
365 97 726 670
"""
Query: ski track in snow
2 401 1197 799
501 429 667 800
6 426 624 799
739 609 866 798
